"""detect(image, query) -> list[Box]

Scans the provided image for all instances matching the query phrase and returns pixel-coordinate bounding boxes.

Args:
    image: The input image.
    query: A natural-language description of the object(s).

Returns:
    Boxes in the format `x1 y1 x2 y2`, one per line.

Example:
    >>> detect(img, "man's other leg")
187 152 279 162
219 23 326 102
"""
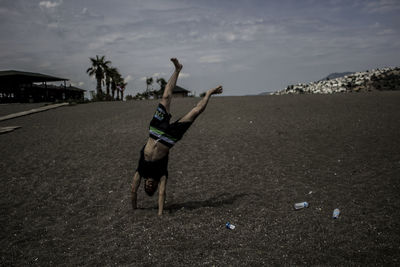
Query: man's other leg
160 58 182 113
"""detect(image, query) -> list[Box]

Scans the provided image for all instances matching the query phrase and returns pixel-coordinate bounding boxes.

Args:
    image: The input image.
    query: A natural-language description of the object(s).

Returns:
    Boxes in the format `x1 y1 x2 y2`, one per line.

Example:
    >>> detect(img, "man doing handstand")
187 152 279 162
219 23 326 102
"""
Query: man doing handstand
131 58 223 215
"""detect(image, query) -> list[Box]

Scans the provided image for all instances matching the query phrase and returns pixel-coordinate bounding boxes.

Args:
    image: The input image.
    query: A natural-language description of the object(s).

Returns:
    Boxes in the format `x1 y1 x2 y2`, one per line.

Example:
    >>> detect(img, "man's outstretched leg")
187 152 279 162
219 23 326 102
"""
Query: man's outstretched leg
160 58 182 113
179 86 223 123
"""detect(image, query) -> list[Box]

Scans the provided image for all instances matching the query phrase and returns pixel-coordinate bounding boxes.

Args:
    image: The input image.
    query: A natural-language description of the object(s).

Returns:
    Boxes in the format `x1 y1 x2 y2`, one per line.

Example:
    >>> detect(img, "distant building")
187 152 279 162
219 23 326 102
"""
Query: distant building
172 85 190 97
0 70 85 103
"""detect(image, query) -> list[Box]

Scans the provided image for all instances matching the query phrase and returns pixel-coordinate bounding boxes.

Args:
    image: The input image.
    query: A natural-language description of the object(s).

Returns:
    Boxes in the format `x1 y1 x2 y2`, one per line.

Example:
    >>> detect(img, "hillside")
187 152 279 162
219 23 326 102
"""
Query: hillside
320 72 354 81
274 67 400 95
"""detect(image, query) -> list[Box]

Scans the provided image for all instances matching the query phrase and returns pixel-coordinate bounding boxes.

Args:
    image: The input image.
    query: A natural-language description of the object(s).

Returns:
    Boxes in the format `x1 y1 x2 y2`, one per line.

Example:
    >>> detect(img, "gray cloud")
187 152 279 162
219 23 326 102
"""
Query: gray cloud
1 0 399 96
363 0 400 13
39 1 62 9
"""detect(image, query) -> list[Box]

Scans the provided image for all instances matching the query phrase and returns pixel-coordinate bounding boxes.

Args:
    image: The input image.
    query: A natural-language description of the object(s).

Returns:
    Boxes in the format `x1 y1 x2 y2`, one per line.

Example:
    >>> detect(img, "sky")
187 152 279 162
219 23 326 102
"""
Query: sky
1 0 400 97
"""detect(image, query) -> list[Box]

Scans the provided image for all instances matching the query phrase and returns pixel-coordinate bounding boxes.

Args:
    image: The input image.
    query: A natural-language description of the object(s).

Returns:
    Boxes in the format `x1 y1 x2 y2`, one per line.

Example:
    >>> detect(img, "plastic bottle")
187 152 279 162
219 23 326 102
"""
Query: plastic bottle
294 202 309 210
332 208 340 219
226 222 235 230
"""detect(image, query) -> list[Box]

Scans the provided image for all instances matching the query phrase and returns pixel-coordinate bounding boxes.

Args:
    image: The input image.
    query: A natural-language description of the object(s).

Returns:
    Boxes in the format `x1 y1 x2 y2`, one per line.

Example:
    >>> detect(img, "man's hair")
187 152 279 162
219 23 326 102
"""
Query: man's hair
144 179 158 196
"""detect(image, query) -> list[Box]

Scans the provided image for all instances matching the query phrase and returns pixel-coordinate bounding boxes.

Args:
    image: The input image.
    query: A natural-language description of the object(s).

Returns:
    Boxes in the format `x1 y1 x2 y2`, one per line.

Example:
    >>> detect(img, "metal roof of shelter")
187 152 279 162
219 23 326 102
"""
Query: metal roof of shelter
173 85 190 93
66 85 85 92
33 84 85 92
0 70 68 83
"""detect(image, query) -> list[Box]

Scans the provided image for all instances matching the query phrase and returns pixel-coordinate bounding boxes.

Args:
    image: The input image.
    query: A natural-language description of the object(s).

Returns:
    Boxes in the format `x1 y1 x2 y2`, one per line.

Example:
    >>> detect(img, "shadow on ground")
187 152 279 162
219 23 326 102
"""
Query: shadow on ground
166 193 261 212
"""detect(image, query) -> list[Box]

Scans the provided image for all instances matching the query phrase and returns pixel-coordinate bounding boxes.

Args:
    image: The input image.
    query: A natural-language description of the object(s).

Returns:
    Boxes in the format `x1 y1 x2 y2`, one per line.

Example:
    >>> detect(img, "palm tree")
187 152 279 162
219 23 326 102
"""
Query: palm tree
118 79 128 101
156 77 167 99
104 66 113 97
110 67 121 99
146 77 153 93
86 55 111 96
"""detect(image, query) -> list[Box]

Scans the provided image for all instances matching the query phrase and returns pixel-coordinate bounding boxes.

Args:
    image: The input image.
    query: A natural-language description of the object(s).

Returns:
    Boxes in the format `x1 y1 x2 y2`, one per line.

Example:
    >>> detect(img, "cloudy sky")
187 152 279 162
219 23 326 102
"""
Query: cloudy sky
1 0 399 96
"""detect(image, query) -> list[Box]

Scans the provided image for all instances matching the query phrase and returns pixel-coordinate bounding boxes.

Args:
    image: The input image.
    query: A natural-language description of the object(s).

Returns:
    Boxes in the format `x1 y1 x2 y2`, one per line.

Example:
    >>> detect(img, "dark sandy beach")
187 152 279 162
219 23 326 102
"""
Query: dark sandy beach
0 103 48 117
1 92 400 265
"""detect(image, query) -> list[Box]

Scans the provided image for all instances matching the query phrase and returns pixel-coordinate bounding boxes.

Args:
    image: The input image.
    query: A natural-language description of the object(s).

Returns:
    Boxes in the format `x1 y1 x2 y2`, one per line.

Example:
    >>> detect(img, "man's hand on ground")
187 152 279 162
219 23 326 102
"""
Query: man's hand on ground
131 192 138 210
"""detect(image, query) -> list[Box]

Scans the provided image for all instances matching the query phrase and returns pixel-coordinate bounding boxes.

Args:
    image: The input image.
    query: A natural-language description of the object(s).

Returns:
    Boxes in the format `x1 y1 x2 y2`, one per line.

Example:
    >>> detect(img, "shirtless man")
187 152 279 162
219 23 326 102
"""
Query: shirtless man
131 58 223 215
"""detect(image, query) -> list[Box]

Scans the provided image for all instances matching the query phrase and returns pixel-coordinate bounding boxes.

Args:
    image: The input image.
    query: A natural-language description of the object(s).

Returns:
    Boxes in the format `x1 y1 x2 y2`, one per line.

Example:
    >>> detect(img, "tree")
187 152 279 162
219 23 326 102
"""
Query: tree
156 78 167 99
109 67 121 99
104 66 113 97
86 55 111 96
146 77 153 93
125 94 134 101
118 79 128 101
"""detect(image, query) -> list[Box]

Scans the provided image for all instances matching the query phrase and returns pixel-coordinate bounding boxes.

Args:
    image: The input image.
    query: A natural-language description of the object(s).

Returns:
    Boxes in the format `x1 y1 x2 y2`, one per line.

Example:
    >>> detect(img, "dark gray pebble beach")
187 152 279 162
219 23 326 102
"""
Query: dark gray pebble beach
1 92 400 265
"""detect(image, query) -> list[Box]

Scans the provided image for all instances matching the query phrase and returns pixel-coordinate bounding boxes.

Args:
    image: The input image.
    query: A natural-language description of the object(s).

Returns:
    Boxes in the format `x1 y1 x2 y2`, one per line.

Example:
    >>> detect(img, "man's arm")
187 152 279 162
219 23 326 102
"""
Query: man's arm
131 171 141 210
158 176 167 216
178 86 223 123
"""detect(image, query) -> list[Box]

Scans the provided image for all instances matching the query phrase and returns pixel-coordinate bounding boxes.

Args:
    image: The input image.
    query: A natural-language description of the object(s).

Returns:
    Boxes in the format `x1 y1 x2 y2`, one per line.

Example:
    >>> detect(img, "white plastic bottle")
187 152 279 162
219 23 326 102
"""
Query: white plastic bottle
332 208 340 219
294 202 309 210
226 222 235 230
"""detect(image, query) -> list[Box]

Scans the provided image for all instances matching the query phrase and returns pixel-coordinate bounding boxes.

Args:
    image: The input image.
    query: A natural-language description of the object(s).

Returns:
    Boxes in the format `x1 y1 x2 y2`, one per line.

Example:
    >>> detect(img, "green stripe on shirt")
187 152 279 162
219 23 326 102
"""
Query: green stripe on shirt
149 126 178 142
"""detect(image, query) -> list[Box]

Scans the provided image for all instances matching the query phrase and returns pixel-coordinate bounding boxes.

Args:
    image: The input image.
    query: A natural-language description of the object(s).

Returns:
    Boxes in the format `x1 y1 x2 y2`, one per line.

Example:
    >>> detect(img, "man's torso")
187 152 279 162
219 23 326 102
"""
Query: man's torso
144 138 170 161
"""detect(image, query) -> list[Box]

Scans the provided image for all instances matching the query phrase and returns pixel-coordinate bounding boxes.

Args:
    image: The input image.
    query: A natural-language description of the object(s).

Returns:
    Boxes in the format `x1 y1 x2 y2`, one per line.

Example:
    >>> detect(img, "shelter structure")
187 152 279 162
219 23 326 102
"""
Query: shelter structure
0 70 85 103
172 85 190 97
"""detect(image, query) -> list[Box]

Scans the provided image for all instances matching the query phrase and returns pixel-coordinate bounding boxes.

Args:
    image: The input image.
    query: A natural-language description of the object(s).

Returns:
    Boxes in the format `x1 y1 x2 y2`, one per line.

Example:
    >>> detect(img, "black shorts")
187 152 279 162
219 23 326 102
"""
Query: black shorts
149 103 192 148
136 146 168 181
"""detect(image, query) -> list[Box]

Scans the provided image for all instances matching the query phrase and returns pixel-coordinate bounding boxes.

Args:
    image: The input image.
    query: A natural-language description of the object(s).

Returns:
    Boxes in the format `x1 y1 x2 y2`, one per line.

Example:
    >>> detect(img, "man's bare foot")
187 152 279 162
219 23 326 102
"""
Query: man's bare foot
208 85 223 95
171 58 183 71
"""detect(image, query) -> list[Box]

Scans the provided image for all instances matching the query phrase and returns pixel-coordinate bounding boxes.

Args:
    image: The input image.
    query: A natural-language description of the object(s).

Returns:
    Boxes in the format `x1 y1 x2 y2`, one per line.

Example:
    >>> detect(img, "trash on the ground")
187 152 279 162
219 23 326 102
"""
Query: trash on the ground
226 222 235 230
332 208 340 219
0 103 68 122
0 126 21 134
294 202 309 210
308 191 313 195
